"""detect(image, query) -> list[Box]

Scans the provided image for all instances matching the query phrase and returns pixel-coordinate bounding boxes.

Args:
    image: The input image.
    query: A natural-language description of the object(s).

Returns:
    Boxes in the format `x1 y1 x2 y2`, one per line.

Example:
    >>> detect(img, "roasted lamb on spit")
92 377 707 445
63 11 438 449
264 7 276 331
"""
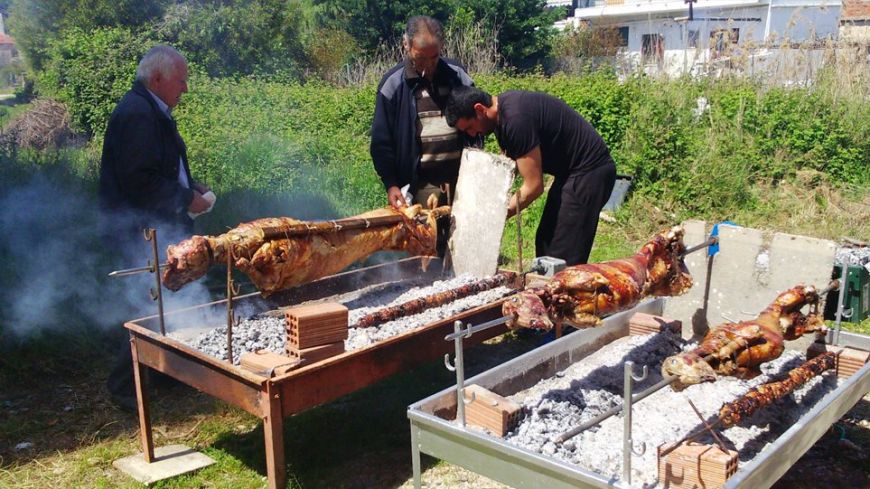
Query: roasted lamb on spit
502 226 693 330
662 284 827 388
162 204 449 295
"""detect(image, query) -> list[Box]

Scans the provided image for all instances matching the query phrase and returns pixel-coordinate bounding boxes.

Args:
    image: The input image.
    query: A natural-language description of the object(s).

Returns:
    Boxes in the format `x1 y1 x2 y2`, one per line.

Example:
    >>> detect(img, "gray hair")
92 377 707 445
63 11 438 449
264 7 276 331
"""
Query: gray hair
135 45 185 83
404 15 444 48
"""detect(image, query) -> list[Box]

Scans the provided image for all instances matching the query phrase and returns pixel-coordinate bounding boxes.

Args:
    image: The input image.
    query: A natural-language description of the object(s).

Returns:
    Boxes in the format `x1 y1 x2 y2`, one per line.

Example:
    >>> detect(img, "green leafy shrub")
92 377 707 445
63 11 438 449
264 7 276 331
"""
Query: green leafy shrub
37 27 154 136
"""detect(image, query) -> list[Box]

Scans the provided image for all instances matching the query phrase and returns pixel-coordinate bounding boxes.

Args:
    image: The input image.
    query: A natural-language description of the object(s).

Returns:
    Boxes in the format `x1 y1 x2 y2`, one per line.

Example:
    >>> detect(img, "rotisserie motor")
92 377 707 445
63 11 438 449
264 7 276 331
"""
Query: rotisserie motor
162 204 449 295
662 284 827 388
502 226 693 330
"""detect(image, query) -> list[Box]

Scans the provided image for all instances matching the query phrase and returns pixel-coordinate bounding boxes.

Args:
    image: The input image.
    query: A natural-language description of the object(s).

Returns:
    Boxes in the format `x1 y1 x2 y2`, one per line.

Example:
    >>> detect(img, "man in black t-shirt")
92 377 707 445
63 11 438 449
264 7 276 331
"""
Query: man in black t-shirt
445 87 616 265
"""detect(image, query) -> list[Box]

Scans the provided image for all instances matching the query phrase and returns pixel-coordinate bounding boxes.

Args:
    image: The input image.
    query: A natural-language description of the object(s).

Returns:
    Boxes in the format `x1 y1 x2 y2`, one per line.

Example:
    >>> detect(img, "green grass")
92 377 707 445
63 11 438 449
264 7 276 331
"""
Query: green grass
0 100 31 128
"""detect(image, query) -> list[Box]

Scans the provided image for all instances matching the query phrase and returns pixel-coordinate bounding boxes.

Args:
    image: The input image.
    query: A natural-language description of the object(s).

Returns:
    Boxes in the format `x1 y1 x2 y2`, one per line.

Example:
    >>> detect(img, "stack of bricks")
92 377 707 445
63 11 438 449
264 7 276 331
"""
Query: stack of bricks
629 312 682 336
461 384 523 437
657 442 738 489
807 342 870 380
239 350 300 377
285 302 348 365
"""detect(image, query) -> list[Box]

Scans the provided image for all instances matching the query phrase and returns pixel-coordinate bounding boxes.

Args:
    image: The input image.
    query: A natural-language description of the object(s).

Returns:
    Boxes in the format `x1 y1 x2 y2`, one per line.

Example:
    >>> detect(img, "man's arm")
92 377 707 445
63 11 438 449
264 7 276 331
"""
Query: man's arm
370 88 399 192
506 146 544 219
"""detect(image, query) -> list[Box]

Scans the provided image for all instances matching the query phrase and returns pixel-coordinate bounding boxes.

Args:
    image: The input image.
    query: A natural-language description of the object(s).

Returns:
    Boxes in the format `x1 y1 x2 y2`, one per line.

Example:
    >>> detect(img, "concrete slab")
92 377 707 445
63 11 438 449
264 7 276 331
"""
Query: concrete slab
662 219 709 338
449 149 515 277
664 221 836 340
113 444 215 486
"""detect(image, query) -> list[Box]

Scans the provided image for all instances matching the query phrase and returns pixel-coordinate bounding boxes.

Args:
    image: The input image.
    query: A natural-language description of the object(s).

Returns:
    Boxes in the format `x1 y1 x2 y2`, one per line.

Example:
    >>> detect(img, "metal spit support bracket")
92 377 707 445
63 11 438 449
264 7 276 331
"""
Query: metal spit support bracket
622 361 648 486
444 320 477 427
143 228 166 336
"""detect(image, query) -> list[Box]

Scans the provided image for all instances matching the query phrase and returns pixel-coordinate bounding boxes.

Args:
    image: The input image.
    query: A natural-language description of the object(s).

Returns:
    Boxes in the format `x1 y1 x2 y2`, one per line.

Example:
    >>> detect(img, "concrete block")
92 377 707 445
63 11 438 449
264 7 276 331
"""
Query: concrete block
113 444 215 486
449 149 515 277
662 219 709 338
665 222 835 340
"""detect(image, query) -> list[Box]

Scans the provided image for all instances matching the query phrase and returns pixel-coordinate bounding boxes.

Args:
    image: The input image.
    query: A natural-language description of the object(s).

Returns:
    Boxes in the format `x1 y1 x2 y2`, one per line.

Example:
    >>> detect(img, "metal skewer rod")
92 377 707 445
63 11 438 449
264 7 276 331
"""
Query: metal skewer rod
261 214 406 240
680 236 718 257
658 416 725 459
444 315 511 341
109 262 168 277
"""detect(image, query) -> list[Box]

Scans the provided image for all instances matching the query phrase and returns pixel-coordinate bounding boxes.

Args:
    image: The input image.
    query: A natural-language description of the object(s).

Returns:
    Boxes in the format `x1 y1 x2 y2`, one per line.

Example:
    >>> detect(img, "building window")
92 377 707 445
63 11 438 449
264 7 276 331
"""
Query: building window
710 28 739 57
618 26 629 47
642 33 664 64
688 30 699 48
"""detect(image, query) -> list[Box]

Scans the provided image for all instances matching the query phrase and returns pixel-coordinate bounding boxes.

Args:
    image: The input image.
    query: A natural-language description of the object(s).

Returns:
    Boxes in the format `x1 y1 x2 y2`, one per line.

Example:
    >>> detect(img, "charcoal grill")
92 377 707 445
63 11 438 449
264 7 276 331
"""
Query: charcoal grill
407 298 870 489
125 256 514 489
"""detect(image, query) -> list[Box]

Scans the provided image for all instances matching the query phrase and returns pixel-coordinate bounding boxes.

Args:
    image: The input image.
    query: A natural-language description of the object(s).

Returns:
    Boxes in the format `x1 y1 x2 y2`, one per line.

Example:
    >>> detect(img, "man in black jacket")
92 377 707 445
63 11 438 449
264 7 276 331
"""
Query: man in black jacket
370 16 478 252
100 45 213 409
99 45 212 256
445 87 616 266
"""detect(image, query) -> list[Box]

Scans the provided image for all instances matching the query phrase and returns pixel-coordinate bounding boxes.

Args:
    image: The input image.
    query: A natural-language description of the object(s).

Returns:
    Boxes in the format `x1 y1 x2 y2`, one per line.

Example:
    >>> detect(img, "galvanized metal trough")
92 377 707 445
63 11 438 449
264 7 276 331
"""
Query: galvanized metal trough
408 298 870 489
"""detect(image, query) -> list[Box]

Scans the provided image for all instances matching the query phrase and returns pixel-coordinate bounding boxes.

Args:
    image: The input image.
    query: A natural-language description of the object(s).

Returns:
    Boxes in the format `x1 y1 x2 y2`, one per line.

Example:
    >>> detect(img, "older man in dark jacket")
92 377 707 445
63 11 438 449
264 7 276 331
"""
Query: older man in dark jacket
370 16 480 255
100 45 213 410
99 45 212 255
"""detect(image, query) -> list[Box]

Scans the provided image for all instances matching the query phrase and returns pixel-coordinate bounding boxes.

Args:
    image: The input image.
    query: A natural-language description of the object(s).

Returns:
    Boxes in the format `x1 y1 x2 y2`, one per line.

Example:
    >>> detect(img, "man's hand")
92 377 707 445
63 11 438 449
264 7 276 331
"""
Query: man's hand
387 186 407 209
193 182 211 194
188 190 211 214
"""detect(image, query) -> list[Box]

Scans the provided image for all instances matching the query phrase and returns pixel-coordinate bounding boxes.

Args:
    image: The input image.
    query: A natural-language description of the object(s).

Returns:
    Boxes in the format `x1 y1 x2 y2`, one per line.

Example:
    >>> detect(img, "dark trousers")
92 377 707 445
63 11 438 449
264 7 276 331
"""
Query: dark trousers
413 174 457 258
536 161 617 266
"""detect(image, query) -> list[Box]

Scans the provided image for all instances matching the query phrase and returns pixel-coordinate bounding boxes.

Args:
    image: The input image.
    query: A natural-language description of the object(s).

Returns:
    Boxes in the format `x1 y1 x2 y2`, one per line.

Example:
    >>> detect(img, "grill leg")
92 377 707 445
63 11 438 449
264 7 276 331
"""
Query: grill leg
411 422 422 489
130 336 155 462
263 382 286 489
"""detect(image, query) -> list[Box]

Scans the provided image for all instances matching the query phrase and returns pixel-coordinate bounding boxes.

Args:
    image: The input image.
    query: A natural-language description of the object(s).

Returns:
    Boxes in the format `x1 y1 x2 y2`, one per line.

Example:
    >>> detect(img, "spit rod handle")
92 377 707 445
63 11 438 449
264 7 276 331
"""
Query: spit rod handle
108 262 168 277
680 236 718 257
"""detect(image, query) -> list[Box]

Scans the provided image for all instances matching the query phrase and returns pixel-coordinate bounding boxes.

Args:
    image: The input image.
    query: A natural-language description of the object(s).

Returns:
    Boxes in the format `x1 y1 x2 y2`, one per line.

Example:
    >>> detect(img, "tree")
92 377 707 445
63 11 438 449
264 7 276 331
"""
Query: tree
462 0 559 69
8 0 167 71
155 0 307 77
313 0 558 69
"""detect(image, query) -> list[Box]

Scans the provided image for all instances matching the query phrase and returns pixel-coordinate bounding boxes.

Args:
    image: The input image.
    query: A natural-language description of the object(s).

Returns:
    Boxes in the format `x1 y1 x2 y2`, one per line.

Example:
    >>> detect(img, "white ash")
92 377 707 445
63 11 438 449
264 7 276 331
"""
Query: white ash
836 245 870 272
173 275 512 363
345 275 513 351
177 315 286 364
503 333 840 487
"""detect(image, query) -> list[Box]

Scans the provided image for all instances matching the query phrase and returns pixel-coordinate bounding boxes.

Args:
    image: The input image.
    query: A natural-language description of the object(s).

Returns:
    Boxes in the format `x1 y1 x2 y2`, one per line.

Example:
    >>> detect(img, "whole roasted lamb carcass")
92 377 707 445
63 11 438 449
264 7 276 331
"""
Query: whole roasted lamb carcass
162 204 449 295
662 284 827 388
502 226 693 330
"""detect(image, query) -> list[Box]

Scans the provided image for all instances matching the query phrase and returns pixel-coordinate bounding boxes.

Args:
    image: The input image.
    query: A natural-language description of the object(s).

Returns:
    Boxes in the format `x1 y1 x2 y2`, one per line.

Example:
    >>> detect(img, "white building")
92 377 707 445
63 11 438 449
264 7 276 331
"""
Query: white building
551 0 846 77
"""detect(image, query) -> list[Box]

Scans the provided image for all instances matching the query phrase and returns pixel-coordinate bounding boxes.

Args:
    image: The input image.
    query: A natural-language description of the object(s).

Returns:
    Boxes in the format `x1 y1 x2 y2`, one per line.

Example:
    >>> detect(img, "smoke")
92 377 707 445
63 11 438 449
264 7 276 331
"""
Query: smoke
0 173 212 338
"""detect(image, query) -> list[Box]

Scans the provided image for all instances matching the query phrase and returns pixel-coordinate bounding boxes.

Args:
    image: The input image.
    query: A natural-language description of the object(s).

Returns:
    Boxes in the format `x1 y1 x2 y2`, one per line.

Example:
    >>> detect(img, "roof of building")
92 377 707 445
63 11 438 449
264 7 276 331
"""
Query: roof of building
0 33 16 45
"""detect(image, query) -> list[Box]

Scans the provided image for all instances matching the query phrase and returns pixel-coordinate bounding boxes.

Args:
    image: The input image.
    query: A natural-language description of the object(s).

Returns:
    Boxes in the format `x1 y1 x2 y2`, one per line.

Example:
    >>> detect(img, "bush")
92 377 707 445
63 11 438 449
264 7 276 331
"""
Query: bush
37 27 153 136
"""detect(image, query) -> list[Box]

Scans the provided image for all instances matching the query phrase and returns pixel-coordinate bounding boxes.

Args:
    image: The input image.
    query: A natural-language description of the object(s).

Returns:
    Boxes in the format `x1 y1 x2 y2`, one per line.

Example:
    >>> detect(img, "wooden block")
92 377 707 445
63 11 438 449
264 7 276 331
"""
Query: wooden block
286 341 345 365
806 343 869 380
285 302 348 349
524 273 553 286
239 350 300 377
629 312 682 336
658 442 738 489
461 384 523 437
